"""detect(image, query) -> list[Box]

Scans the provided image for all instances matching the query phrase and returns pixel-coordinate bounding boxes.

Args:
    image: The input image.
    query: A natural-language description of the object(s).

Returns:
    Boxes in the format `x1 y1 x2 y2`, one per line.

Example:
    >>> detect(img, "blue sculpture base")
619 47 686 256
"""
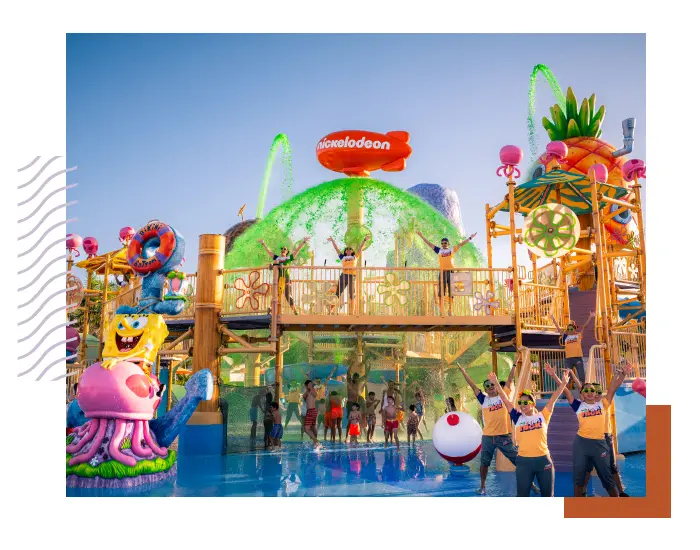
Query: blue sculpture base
178 421 225 457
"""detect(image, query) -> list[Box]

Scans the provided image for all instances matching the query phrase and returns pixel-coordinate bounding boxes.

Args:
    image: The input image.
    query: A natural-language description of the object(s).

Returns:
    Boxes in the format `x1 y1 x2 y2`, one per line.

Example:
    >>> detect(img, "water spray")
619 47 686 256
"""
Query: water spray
527 64 566 162
256 133 293 219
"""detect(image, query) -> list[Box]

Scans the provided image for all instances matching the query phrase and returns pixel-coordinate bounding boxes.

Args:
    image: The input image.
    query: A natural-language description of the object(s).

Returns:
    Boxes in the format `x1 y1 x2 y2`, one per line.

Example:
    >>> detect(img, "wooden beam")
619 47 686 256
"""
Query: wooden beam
218 346 276 356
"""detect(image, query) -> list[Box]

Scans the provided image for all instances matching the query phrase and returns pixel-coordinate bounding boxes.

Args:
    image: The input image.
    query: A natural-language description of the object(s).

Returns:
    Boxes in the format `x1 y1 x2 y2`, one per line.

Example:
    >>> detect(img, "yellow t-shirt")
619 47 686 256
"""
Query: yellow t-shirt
573 398 609 440
340 254 357 275
287 389 300 404
563 333 583 358
511 408 552 457
477 393 511 436
433 243 464 270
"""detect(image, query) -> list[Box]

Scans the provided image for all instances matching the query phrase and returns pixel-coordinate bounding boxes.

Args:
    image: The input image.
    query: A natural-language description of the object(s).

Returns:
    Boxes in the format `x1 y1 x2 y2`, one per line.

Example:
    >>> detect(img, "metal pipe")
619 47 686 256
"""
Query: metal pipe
611 118 636 158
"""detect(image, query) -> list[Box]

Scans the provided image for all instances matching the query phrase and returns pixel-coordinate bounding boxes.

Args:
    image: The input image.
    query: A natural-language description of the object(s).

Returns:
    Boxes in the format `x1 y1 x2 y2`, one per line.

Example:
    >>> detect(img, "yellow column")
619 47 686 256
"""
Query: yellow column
347 181 364 314
97 255 111 361
275 338 283 402
79 269 93 365
508 177 523 360
192 234 225 418
631 177 646 302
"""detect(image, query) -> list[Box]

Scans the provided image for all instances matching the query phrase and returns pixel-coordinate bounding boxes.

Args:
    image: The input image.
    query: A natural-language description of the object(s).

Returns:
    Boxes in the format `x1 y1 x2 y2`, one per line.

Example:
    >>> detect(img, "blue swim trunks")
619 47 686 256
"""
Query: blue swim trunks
271 424 283 440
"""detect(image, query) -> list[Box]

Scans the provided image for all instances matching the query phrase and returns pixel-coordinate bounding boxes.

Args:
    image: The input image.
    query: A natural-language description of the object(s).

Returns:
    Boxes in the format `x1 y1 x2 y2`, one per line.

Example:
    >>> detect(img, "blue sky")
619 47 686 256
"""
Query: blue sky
67 34 645 272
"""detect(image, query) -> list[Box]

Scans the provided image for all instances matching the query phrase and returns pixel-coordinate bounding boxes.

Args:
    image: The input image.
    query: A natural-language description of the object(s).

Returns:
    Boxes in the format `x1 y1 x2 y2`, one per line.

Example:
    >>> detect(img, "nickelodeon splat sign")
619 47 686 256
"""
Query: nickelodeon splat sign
316 130 412 177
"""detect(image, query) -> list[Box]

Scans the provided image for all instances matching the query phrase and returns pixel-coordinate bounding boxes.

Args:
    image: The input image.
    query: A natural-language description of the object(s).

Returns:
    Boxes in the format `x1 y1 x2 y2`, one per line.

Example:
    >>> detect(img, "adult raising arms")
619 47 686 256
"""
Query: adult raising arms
489 370 569 497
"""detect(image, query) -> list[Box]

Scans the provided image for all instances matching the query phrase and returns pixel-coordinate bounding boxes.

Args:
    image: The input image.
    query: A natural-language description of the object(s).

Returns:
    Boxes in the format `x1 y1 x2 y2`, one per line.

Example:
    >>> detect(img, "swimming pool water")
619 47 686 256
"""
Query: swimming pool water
66 441 646 497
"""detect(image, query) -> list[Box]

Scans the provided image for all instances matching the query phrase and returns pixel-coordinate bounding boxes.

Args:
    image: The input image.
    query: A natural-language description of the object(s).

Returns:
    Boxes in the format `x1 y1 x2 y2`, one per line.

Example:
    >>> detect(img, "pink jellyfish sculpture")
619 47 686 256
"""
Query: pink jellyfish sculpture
496 145 523 179
545 141 568 165
66 234 83 257
622 159 646 182
589 163 609 183
83 237 99 258
119 226 135 246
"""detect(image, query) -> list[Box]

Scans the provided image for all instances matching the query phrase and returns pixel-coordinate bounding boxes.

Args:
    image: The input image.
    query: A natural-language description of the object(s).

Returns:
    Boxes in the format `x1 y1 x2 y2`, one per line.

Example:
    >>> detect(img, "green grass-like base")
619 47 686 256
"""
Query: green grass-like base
66 433 177 479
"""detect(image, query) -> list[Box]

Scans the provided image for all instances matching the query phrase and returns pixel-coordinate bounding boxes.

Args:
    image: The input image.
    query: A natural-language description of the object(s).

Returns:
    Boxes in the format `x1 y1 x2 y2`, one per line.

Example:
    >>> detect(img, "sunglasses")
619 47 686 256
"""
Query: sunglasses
518 400 533 406
581 388 597 394
483 382 495 389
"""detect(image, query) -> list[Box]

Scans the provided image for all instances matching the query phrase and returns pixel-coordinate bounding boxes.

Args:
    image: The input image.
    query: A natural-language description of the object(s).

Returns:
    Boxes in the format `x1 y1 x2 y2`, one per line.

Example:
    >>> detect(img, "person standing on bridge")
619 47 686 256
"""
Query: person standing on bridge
327 235 371 315
415 230 476 315
258 237 310 315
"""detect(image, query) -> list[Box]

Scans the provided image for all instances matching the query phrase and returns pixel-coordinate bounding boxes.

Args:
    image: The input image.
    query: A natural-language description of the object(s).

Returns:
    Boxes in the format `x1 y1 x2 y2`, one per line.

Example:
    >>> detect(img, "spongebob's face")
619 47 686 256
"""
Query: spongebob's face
103 314 168 364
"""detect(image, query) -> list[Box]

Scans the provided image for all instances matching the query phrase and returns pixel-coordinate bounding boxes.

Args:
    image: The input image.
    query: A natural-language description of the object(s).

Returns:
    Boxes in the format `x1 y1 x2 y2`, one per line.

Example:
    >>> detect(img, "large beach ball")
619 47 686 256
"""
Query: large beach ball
432 412 483 465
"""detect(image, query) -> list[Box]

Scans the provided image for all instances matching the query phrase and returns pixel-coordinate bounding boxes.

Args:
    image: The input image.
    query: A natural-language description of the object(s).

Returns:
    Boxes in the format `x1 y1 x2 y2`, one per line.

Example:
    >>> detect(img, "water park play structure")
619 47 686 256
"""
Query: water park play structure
65 65 646 491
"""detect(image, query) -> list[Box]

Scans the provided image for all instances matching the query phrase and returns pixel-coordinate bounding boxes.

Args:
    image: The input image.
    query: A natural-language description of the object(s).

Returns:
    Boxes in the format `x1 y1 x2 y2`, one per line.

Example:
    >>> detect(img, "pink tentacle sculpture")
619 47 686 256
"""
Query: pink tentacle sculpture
67 418 99 454
141 421 168 457
496 145 523 179
68 418 108 466
108 419 138 467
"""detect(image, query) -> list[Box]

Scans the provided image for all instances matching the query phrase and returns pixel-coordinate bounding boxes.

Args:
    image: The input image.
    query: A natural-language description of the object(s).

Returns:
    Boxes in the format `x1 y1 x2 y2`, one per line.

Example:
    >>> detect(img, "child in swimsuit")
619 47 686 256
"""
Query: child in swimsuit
365 391 379 443
407 405 420 445
270 402 283 451
414 390 427 437
329 391 343 442
383 395 400 450
348 403 362 445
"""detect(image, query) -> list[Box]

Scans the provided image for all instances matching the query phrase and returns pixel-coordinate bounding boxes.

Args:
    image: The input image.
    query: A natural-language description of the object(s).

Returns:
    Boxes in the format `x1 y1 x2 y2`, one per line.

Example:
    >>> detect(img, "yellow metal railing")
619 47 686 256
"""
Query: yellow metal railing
527 348 567 396
519 281 567 331
586 344 607 388
221 265 517 318
611 325 646 378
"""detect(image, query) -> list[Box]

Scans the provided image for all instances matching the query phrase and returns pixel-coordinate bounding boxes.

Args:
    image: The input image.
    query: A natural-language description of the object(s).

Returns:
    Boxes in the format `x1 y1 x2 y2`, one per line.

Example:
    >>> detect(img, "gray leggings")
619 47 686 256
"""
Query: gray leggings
573 435 616 490
516 455 555 497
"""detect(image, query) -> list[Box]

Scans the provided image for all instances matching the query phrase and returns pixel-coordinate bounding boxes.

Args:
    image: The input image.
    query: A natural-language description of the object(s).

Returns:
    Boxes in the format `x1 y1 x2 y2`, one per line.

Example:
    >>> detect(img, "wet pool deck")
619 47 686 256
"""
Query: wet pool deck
66 441 646 497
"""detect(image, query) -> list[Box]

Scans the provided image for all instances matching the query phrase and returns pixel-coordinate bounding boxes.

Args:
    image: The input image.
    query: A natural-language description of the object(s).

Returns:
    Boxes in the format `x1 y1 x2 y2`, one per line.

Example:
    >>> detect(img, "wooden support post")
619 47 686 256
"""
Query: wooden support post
507 177 523 364
97 255 111 361
589 177 618 455
275 337 283 402
79 269 93 365
192 234 225 414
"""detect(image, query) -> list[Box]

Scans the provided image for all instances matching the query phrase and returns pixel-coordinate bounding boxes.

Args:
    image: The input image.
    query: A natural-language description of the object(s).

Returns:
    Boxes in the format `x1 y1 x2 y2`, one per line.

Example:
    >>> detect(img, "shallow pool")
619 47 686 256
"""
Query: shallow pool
66 441 646 497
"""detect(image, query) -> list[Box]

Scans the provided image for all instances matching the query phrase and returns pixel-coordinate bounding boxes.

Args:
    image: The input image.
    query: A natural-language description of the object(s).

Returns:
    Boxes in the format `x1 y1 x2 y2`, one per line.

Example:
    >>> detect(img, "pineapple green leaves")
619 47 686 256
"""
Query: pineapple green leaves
542 87 605 140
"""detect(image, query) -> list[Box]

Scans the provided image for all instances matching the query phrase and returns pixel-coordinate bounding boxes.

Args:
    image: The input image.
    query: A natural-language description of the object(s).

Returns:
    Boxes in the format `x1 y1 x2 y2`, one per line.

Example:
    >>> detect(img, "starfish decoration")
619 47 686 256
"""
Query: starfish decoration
233 270 270 310
473 290 500 315
376 272 411 308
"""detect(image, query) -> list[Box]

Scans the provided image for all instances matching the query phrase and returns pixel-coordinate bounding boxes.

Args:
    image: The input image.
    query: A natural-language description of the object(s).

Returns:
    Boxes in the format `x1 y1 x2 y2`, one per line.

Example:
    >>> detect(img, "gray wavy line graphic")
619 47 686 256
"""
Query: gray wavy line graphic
52 363 78 382
18 336 77 379
17 235 65 266
36 349 78 381
18 254 67 292
18 164 76 199
18 201 77 240
18 183 78 223
18 156 42 172
18 320 75 359
18 271 70 307
17 156 59 187
18 316 74 344
17 304 69 343
19 285 76 326
18 218 76 257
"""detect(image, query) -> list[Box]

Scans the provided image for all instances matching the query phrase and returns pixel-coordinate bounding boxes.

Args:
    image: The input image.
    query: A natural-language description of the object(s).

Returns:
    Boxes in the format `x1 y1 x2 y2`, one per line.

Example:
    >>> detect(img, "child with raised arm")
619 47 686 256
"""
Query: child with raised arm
550 311 595 395
364 391 379 443
258 237 310 315
544 361 632 497
491 370 569 497
327 235 371 314
415 230 476 315
301 380 322 449
458 364 520 495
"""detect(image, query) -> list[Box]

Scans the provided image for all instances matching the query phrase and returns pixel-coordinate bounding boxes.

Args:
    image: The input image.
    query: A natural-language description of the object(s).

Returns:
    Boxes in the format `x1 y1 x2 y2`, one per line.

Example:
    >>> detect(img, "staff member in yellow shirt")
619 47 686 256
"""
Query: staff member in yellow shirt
491 370 569 497
567 368 630 497
458 363 518 495
327 235 370 315
544 361 631 497
415 230 476 315
550 311 595 396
